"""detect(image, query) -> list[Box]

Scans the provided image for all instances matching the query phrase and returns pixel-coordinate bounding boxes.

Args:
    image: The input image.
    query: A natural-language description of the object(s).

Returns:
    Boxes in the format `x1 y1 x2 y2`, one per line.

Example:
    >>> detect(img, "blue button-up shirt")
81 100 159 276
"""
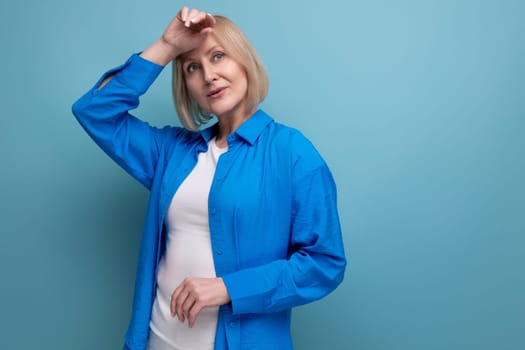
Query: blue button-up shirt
72 54 346 350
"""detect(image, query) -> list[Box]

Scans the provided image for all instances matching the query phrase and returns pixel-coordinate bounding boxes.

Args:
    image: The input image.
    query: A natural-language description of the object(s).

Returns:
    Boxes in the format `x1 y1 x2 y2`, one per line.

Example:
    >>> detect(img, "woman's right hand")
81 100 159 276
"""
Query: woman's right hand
140 6 215 66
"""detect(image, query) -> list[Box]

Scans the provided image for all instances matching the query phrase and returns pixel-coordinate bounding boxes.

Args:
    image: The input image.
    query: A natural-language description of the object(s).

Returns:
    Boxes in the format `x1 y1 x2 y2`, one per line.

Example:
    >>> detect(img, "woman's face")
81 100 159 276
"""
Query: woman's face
182 35 249 120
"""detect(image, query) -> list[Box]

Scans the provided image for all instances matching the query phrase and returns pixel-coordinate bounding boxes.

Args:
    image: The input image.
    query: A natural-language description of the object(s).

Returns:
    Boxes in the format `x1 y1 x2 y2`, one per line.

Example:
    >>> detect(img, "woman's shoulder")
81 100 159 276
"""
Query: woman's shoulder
156 124 203 151
266 117 327 172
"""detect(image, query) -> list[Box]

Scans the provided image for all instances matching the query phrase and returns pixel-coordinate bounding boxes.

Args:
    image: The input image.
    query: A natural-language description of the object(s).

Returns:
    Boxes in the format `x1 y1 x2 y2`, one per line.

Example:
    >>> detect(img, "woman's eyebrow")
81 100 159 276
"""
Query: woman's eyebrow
182 45 223 63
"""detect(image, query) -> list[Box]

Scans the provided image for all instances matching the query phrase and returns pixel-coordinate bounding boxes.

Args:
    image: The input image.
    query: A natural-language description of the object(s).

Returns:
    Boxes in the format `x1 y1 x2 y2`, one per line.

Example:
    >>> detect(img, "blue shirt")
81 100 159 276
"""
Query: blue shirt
72 54 346 350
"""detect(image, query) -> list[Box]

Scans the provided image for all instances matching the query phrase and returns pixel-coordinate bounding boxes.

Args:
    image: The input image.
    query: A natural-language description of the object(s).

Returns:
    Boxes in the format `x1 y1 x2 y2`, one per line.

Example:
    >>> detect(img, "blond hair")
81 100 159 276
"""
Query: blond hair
172 15 269 130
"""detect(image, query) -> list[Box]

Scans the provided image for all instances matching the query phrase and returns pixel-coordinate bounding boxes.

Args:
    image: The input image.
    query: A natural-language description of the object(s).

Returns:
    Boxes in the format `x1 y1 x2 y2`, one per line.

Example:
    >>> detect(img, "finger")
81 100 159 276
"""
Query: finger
190 14 215 34
182 296 197 326
175 299 185 322
188 302 203 328
192 12 207 23
175 291 189 322
180 6 189 22
198 12 215 28
170 285 184 318
170 288 178 316
189 12 208 30
206 13 216 26
199 27 213 36
198 13 215 33
186 8 202 27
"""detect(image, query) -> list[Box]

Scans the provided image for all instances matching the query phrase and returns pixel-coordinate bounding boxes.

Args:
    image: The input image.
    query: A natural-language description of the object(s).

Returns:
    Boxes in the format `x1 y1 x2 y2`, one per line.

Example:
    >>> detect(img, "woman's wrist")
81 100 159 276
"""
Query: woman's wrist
140 38 179 66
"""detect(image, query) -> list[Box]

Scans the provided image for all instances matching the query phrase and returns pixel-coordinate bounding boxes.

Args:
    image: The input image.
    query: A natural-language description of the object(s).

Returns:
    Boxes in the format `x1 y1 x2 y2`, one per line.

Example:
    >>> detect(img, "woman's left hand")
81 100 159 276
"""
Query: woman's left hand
170 277 231 328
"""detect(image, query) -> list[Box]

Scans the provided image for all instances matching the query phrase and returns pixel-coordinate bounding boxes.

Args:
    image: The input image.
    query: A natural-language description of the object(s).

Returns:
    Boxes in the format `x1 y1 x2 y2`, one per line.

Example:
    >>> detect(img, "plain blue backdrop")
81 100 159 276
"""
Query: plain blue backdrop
1 0 524 349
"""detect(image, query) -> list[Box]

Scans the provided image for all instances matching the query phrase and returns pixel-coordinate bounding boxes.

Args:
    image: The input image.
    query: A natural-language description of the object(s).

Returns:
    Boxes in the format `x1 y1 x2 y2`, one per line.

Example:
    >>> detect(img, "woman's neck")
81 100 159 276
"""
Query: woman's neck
215 107 256 147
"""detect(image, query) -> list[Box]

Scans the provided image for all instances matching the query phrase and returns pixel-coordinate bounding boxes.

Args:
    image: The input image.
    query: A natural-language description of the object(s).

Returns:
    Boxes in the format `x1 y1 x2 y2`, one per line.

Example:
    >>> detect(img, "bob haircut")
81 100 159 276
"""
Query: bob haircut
172 15 269 131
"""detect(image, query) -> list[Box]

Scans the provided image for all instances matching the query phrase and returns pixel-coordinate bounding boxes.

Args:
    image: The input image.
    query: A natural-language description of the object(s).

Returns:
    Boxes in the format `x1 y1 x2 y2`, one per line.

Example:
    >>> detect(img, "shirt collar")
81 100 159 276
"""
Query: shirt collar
199 123 220 143
198 109 273 145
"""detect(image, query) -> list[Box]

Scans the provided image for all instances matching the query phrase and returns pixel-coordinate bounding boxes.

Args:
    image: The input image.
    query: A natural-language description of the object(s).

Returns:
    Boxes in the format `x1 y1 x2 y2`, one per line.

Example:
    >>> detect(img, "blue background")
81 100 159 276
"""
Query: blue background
1 0 524 349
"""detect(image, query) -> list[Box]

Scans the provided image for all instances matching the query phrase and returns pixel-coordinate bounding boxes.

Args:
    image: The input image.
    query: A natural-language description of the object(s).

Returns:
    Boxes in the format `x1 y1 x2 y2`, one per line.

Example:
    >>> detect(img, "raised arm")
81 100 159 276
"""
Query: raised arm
72 7 216 188
72 54 166 188
98 6 215 90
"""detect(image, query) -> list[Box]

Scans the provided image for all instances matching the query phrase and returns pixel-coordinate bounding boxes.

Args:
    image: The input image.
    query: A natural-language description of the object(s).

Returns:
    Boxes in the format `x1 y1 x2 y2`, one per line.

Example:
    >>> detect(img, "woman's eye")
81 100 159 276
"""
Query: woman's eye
186 63 199 73
213 52 224 61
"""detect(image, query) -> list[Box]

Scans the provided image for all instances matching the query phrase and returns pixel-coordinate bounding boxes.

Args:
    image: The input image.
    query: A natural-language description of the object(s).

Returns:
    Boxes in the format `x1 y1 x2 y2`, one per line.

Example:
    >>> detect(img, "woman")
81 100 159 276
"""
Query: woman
72 6 346 350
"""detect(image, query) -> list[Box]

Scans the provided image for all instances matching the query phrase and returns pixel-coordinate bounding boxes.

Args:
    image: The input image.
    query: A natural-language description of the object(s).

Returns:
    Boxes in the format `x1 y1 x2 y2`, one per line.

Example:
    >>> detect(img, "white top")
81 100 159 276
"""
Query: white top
148 137 227 350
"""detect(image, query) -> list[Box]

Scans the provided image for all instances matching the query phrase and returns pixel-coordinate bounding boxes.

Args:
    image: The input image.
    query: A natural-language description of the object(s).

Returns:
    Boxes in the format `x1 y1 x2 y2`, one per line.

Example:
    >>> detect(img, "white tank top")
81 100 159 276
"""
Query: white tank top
148 137 227 350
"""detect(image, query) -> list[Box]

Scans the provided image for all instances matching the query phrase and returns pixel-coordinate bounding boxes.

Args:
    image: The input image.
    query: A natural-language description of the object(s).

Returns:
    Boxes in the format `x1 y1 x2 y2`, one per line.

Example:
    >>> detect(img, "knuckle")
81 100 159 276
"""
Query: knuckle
187 280 197 289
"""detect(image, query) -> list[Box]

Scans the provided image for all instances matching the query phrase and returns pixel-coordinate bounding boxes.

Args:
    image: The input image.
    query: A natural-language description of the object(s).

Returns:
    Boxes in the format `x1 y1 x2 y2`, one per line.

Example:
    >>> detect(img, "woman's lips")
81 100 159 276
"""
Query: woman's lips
207 87 226 99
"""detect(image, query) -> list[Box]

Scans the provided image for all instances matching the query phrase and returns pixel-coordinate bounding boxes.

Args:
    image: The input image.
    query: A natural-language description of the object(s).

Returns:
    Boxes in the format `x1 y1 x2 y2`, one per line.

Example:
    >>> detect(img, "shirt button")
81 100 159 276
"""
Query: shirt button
210 208 216 215
216 249 223 255
229 321 236 328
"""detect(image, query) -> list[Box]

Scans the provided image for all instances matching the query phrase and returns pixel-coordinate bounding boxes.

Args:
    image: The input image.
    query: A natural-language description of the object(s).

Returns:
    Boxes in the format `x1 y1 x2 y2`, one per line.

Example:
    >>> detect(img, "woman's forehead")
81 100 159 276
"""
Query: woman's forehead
181 35 223 62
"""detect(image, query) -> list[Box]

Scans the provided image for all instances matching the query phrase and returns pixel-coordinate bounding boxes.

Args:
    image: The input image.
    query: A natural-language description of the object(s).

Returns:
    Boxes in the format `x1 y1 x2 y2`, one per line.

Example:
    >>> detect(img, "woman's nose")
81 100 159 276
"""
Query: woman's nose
202 64 218 84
